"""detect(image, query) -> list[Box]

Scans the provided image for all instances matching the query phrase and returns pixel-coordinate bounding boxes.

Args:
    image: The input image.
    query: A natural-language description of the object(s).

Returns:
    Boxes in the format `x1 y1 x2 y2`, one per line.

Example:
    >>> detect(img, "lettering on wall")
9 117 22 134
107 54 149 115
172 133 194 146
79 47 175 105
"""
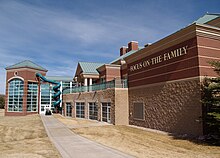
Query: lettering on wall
130 46 188 72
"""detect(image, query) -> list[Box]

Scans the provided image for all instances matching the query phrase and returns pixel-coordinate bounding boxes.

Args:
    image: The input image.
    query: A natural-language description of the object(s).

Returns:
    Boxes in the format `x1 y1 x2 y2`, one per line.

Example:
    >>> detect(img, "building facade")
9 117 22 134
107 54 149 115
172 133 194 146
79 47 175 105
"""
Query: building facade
62 13 220 136
5 60 75 116
5 13 220 136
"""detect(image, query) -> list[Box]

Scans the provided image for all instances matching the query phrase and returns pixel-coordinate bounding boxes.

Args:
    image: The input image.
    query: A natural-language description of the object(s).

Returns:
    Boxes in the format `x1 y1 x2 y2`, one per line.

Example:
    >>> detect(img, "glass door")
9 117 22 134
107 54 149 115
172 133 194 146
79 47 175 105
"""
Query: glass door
102 102 111 123
66 103 72 117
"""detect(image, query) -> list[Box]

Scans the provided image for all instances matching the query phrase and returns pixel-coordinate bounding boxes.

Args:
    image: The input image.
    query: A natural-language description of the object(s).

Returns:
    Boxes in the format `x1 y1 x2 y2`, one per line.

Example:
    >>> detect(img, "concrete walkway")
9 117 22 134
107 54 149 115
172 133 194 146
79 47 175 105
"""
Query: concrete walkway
41 115 134 158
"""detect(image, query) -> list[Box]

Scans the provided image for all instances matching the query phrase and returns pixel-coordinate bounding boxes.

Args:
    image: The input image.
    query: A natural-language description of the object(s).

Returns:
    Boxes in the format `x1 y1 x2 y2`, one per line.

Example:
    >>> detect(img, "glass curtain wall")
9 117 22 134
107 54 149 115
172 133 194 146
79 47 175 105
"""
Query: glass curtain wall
8 79 24 112
27 82 38 112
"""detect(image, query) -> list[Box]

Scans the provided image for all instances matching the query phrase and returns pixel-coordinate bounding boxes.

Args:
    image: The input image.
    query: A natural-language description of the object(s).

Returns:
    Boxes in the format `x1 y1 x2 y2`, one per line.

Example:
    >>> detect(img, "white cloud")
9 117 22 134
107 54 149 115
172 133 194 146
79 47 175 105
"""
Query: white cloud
0 0 193 94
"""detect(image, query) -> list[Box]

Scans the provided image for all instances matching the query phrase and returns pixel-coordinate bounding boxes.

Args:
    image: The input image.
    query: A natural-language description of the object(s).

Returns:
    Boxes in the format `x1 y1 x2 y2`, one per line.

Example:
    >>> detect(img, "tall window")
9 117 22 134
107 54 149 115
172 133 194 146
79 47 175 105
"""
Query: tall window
89 102 98 120
76 102 85 118
8 79 24 112
133 102 144 120
102 102 111 123
40 84 50 112
27 82 38 112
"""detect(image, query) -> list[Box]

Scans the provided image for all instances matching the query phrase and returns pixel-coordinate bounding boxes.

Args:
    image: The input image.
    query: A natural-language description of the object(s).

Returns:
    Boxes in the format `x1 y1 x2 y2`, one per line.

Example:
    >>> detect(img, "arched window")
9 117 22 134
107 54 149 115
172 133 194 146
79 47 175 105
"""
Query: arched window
8 79 24 112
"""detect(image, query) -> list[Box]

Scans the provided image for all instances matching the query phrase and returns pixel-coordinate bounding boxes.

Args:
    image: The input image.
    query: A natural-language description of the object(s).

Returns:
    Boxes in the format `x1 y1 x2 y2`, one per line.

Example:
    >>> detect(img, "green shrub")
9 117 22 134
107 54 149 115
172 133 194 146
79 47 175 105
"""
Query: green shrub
0 95 5 109
201 61 220 145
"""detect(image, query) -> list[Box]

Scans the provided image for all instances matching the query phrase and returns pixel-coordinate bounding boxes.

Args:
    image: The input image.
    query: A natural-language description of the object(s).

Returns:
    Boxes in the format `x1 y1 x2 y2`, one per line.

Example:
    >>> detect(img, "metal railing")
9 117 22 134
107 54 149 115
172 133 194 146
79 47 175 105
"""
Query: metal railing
63 79 127 94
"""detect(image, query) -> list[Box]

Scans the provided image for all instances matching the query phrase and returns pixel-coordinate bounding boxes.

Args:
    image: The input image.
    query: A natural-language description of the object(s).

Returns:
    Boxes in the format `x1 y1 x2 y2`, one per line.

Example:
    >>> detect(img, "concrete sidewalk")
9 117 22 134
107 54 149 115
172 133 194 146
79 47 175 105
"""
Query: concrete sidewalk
41 115 134 158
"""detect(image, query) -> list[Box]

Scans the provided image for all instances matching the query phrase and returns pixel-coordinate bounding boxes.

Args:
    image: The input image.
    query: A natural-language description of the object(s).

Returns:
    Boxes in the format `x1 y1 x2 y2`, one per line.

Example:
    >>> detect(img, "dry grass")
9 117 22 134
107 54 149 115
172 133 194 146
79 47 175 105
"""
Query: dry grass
72 125 220 158
0 109 61 158
53 114 96 126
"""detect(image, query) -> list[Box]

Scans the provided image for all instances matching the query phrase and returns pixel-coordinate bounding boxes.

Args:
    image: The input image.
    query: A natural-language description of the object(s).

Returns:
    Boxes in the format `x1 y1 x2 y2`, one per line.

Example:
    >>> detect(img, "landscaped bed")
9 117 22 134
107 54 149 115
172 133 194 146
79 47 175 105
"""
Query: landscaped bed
0 109 61 158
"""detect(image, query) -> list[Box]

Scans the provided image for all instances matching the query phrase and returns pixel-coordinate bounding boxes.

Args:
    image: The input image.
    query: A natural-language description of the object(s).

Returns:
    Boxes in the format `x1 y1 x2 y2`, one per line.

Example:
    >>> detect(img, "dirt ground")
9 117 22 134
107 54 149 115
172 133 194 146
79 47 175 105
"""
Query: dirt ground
0 109 61 158
72 124 220 158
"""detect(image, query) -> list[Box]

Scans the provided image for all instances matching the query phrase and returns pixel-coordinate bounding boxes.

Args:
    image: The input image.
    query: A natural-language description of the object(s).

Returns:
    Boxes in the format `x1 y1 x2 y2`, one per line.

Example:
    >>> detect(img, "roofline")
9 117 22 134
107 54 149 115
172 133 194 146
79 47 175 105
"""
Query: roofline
206 13 220 16
46 76 72 78
81 72 100 75
5 60 48 71
124 22 220 62
78 61 105 64
110 49 141 64
5 66 48 72
96 64 121 72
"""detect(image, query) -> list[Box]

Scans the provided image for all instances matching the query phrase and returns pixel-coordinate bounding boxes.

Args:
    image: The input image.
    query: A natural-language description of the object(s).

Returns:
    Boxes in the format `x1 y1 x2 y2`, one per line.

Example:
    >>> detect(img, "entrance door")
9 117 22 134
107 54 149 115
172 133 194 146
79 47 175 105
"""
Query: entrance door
40 104 50 114
102 102 111 123
66 103 72 117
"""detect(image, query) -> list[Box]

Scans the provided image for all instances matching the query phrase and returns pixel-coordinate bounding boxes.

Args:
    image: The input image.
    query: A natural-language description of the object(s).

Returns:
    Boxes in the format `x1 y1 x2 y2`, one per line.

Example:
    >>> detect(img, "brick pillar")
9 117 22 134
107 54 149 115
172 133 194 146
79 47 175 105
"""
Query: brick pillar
4 80 8 115
37 79 41 114
23 80 28 115
72 101 75 118
84 100 88 119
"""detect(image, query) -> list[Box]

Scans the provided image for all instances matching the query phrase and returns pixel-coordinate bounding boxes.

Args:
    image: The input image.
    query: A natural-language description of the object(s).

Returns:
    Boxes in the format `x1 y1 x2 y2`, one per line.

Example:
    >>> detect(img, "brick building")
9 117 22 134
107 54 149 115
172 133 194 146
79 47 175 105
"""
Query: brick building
62 13 220 136
5 60 74 116
5 13 220 136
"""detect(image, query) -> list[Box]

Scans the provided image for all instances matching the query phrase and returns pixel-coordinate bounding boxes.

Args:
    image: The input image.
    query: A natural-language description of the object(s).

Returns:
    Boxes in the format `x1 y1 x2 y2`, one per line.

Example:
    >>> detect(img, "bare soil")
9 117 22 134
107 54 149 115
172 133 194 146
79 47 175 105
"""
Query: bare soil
72 125 220 158
0 109 61 158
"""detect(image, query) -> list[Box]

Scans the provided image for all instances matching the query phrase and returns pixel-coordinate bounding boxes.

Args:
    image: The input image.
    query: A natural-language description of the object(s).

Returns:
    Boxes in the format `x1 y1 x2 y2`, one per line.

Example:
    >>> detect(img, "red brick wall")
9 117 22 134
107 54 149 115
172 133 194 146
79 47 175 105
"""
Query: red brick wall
128 38 199 88
197 36 220 77
106 67 121 81
121 67 127 79
5 68 46 116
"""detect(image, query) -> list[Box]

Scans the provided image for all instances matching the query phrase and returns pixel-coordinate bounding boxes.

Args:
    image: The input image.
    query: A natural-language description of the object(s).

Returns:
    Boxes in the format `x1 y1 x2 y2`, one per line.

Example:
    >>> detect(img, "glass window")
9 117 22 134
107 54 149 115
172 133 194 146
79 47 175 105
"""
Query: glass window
8 79 24 112
89 102 98 120
102 102 111 123
62 81 71 90
27 82 38 112
76 102 85 118
133 102 144 120
41 84 50 105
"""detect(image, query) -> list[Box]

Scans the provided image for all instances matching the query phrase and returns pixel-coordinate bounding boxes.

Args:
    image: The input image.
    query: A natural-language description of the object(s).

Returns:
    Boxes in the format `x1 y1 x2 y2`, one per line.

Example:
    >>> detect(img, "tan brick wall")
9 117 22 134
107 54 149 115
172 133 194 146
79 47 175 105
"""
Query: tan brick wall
63 88 129 125
115 88 129 125
129 77 203 136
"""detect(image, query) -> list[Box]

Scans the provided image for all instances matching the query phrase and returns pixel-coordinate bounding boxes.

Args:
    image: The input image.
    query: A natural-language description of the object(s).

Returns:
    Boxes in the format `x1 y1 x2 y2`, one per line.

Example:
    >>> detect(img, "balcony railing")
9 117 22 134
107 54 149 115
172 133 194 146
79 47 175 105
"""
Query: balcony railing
63 79 127 94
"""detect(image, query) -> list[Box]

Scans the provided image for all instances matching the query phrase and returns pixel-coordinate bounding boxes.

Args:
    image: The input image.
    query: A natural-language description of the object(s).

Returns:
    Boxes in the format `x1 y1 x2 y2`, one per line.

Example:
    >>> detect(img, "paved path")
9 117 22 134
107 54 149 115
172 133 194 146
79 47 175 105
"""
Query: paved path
41 115 134 158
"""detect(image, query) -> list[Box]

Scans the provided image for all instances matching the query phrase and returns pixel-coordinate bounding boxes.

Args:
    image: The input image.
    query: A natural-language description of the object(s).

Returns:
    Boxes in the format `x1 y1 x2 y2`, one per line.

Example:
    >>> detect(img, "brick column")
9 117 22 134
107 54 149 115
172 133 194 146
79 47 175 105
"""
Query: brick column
37 79 41 114
23 80 28 115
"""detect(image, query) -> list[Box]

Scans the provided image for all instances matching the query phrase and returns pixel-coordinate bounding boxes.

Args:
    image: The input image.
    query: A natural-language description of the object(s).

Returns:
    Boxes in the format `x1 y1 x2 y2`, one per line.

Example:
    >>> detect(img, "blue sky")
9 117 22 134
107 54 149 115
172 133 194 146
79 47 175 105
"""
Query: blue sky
0 0 219 94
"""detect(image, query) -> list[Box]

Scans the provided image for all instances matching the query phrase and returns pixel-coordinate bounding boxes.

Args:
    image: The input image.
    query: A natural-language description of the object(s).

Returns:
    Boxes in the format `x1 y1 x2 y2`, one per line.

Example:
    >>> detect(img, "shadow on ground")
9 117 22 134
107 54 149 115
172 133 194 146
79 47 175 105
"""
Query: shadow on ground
169 133 220 146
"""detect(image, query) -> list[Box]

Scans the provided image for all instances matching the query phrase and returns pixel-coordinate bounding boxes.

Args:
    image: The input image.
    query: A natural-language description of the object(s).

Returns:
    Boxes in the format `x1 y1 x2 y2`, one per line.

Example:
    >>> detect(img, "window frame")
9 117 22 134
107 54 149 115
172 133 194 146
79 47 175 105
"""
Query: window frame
7 79 24 112
133 102 145 120
27 82 38 112
75 102 85 118
88 102 98 120
101 102 111 123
